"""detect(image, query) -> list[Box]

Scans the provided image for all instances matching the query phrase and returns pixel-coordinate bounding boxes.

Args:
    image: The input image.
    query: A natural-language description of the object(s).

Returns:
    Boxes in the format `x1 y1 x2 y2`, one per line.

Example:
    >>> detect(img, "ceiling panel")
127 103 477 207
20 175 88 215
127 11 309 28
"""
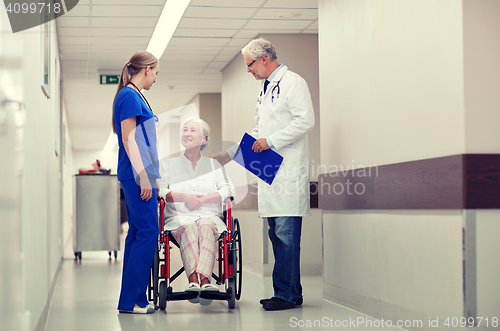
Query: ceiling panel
59 0 318 151
62 60 88 67
90 37 149 45
218 46 242 54
89 27 154 37
167 37 230 47
213 54 238 62
58 28 89 37
60 45 88 54
189 0 266 7
163 53 216 62
233 30 260 39
184 6 257 19
162 67 205 74
253 8 318 20
65 5 90 16
178 18 246 29
90 17 156 28
264 0 318 8
202 68 224 74
226 38 252 47
58 17 89 27
92 0 166 5
59 36 89 45
88 45 145 52
161 61 211 68
173 28 237 38
235 29 302 38
60 53 89 60
91 5 163 17
164 48 220 55
244 19 313 30
207 62 229 69
62 67 90 73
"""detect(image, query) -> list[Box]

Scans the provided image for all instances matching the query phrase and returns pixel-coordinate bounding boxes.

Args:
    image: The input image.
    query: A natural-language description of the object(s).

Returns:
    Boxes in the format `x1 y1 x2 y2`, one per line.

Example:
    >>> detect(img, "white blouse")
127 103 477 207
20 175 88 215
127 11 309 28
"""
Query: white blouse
159 153 234 234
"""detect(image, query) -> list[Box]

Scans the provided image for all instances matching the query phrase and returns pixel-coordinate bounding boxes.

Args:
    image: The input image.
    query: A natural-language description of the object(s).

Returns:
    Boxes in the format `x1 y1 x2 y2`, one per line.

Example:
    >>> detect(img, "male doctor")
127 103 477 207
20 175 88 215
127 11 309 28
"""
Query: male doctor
213 38 315 310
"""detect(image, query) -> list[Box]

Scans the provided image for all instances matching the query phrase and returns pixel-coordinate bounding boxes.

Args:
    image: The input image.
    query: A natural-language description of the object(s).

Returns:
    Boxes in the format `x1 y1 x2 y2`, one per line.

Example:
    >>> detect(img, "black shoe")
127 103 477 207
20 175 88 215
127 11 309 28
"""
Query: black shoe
260 297 303 306
260 298 271 305
262 297 295 311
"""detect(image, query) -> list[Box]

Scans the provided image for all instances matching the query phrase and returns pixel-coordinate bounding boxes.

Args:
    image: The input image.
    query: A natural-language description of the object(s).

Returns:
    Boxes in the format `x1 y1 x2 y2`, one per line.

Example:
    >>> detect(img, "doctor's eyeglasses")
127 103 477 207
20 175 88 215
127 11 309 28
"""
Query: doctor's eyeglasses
246 59 257 69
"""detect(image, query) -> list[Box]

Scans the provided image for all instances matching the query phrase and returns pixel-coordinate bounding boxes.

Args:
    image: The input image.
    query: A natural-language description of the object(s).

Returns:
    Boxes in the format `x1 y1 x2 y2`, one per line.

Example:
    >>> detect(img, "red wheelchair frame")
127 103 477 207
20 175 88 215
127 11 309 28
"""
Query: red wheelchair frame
149 197 242 310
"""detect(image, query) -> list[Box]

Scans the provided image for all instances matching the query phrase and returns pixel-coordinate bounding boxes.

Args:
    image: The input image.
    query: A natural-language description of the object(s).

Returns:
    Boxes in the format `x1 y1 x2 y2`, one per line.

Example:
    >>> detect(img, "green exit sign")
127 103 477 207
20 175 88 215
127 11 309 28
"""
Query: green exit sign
100 75 120 85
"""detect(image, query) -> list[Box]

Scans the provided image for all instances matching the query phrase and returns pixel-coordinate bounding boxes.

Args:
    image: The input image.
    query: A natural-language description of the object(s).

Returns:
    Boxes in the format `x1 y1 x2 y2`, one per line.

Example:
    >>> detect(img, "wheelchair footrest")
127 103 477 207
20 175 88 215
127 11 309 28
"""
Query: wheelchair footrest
167 291 199 301
199 289 232 300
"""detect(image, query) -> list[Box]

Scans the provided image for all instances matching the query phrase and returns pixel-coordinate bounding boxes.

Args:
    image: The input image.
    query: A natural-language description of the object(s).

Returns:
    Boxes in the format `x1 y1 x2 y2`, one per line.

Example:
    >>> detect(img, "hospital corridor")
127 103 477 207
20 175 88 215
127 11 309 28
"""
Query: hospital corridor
43 225 382 331
2 1 500 331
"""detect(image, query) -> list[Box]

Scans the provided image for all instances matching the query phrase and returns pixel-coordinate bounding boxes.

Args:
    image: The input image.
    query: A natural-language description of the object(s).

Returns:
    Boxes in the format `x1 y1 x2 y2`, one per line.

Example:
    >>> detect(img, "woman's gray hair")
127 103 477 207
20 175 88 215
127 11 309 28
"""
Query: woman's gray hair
182 117 210 151
241 38 278 62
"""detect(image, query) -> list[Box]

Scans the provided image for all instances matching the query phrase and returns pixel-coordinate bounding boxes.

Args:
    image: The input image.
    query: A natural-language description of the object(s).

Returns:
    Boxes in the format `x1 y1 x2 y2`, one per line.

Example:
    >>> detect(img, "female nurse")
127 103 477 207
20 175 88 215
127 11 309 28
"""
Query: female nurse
112 51 160 314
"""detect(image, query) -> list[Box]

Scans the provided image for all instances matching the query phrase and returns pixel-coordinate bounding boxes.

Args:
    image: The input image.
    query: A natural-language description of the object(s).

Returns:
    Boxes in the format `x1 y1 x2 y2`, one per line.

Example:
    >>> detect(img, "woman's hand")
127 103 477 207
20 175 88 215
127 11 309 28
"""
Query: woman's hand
184 194 203 210
139 172 153 201
211 151 230 166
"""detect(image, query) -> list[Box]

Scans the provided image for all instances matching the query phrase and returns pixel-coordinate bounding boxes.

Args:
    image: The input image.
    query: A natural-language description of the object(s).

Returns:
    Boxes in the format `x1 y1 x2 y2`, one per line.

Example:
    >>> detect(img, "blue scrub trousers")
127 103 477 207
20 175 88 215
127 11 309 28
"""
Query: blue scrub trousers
117 179 159 311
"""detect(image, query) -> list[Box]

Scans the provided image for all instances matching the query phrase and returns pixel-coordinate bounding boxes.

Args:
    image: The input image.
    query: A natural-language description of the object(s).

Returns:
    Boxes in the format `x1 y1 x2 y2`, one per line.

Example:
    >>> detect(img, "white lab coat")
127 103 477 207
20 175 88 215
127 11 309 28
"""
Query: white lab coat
251 65 315 218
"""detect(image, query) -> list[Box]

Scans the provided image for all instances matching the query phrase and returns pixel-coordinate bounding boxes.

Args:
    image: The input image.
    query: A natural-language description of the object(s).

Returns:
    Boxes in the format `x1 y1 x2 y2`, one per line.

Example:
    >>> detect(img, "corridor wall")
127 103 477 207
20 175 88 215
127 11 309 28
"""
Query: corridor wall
318 0 500 326
0 10 73 330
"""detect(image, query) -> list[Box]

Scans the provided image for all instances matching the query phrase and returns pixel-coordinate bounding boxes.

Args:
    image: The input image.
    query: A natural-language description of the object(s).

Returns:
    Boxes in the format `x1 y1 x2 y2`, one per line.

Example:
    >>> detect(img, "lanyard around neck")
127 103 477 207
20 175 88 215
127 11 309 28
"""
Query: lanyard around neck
128 82 159 124
128 82 152 112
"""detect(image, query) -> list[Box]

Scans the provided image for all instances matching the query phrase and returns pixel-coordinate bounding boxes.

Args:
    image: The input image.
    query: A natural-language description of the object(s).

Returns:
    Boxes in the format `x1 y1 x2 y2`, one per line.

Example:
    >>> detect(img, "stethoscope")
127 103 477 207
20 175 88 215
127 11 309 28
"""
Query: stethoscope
129 82 159 125
257 74 284 105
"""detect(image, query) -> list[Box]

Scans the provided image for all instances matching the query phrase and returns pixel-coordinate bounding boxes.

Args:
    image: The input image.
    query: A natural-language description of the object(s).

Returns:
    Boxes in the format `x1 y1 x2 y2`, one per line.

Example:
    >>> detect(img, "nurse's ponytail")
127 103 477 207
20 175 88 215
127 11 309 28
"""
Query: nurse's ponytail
112 51 158 133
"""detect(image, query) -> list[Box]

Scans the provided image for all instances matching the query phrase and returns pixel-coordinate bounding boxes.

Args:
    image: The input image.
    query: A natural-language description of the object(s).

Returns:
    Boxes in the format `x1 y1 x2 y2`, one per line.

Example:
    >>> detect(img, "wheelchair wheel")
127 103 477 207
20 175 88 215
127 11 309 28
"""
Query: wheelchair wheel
228 278 236 309
232 218 242 300
159 281 167 310
152 246 159 307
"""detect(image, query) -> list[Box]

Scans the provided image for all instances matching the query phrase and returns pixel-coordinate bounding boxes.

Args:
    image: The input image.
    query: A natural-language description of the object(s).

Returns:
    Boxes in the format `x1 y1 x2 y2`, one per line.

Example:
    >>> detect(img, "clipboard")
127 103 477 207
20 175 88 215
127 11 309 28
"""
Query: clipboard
233 133 284 185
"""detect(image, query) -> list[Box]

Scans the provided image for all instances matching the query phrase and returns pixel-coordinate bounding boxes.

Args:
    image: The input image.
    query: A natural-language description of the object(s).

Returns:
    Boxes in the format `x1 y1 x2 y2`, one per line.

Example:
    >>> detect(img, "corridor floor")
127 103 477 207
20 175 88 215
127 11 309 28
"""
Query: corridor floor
44 228 403 331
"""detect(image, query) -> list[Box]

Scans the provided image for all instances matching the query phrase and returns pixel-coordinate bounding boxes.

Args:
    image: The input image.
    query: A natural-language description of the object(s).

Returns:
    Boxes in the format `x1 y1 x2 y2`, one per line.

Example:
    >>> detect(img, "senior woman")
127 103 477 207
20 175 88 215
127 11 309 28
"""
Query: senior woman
159 117 234 306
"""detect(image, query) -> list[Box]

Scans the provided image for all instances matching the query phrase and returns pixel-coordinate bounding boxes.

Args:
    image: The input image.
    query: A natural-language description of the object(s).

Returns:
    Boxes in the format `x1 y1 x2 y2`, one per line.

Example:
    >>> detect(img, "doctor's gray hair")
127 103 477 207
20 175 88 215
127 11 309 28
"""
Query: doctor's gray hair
241 38 278 62
182 117 210 151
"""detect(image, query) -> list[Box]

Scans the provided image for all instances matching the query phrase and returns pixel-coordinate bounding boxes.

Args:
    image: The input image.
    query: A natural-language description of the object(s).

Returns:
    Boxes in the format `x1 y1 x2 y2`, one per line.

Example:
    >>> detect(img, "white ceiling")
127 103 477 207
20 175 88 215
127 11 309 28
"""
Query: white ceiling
57 0 318 150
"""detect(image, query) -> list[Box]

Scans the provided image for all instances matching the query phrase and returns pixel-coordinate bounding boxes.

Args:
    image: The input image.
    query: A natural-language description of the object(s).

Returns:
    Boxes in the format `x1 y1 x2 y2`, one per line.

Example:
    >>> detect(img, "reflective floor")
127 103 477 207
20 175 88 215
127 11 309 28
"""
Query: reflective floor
45 226 404 331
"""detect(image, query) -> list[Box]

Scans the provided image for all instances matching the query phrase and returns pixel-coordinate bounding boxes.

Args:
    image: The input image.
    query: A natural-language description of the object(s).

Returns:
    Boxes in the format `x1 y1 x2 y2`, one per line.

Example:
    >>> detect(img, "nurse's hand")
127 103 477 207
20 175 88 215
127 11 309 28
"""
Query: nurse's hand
139 173 153 201
252 138 269 153
212 151 230 166
185 194 203 210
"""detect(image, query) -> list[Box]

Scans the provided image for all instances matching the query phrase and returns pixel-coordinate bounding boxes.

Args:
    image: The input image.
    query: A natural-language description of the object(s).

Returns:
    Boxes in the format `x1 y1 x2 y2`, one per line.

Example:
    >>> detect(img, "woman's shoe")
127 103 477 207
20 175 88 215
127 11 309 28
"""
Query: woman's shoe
185 282 201 303
119 306 155 314
200 284 219 306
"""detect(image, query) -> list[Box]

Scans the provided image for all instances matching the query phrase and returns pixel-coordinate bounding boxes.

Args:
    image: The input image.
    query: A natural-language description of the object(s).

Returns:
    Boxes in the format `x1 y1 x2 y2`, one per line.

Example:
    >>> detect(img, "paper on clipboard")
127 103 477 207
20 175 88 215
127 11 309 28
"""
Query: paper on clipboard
233 133 283 185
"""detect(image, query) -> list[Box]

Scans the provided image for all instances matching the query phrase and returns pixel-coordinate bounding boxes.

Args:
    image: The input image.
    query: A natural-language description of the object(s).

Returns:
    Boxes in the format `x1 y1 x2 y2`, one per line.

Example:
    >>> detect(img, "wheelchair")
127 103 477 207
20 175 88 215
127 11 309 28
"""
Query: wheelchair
149 197 242 310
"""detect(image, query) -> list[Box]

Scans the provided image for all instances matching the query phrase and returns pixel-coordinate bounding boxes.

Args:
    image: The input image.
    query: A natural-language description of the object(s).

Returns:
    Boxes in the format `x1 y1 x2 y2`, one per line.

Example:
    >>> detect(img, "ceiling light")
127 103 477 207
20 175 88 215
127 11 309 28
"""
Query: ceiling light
147 0 191 59
103 0 190 151
278 12 300 18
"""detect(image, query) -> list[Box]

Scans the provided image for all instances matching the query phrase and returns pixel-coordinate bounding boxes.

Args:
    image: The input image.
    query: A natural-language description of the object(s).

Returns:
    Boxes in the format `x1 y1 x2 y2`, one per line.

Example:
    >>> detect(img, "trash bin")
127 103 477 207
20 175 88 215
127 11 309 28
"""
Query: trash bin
74 174 120 260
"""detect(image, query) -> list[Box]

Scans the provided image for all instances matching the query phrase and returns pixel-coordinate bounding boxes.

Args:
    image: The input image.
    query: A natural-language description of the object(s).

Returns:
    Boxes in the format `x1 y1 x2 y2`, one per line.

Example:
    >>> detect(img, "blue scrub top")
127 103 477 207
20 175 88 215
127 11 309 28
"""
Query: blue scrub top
113 86 160 182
